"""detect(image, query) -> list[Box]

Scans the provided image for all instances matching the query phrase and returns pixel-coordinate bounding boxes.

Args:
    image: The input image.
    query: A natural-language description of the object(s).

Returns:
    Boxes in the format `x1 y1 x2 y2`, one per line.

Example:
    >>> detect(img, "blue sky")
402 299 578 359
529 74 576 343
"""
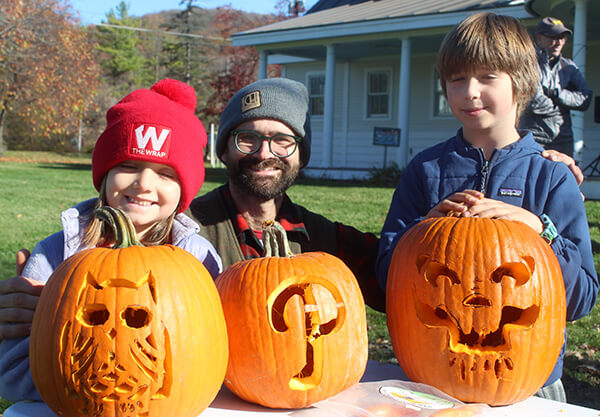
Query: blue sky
68 0 319 24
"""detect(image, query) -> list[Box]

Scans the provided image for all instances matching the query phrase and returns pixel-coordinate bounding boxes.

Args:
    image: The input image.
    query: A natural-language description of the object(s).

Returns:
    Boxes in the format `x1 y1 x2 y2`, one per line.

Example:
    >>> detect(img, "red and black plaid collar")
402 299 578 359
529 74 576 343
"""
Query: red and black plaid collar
220 185 308 258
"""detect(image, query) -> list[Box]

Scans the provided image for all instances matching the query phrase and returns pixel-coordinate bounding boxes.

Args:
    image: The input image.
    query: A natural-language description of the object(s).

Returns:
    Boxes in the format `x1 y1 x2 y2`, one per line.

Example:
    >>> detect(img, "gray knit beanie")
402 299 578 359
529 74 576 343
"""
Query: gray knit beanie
216 78 311 166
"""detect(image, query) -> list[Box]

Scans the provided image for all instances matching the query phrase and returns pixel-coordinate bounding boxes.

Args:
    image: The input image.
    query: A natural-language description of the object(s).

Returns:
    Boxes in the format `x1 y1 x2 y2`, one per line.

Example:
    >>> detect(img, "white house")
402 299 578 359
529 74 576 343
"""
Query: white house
231 0 600 188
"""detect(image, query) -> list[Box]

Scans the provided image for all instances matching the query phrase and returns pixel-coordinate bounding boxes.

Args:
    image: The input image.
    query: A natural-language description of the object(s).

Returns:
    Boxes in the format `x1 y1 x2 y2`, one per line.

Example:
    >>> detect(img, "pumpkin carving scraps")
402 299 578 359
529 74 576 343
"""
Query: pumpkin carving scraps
387 217 566 405
216 221 368 408
30 207 228 417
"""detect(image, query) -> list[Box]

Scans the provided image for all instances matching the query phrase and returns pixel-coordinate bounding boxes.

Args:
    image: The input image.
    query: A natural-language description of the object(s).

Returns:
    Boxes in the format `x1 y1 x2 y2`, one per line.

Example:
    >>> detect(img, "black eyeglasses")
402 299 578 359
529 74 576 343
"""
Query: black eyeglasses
232 130 302 158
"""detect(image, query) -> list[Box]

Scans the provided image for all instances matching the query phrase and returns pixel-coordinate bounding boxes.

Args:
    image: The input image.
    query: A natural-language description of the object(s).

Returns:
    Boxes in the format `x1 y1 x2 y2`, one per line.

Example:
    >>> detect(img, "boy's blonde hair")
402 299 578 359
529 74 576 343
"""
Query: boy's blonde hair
437 12 538 120
81 177 175 249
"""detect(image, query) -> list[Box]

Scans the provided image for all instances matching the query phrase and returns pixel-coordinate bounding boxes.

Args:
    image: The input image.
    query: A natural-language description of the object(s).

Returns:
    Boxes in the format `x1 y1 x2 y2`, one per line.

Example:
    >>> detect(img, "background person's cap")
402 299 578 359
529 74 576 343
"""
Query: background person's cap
535 17 572 37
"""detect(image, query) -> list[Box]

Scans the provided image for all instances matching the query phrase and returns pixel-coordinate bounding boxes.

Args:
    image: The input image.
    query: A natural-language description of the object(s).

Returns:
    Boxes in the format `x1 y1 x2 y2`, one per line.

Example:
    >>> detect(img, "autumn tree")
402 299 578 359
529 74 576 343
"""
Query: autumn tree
206 6 283 119
0 0 100 153
95 1 154 96
160 0 223 118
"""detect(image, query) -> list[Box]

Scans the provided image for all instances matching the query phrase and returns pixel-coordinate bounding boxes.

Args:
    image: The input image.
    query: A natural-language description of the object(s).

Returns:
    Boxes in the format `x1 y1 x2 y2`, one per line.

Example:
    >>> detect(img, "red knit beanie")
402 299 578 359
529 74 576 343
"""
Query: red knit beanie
92 79 207 212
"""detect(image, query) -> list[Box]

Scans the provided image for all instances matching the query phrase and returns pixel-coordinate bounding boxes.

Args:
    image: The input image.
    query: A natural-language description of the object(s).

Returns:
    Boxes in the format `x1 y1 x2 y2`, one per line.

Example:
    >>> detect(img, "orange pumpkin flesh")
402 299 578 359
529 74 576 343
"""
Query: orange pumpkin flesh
30 207 228 417
216 251 368 408
387 217 566 406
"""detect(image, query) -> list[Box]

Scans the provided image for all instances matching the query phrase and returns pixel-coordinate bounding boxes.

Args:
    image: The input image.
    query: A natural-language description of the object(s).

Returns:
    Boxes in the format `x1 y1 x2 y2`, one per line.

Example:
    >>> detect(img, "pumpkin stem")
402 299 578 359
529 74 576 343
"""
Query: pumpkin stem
95 206 143 248
262 220 293 258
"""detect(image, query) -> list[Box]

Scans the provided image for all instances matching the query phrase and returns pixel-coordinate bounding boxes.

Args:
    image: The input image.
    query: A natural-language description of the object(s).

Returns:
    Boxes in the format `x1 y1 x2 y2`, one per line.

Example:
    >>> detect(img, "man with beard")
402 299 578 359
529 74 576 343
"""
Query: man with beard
187 78 386 312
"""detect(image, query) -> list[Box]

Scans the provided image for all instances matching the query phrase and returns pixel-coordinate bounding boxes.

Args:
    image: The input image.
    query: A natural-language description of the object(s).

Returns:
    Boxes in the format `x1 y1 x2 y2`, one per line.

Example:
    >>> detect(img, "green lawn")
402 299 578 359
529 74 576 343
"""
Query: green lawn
1 151 599 411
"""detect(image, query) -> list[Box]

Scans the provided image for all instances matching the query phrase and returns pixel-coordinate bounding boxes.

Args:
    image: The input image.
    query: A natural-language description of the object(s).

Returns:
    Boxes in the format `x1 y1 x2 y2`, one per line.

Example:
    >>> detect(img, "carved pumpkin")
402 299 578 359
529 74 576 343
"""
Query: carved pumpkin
387 217 566 405
30 207 228 417
215 221 368 408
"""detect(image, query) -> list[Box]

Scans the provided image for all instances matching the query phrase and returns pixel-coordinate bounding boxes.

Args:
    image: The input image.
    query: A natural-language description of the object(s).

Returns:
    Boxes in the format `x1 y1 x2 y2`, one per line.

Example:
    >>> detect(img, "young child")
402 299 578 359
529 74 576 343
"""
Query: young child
376 13 598 402
0 78 222 402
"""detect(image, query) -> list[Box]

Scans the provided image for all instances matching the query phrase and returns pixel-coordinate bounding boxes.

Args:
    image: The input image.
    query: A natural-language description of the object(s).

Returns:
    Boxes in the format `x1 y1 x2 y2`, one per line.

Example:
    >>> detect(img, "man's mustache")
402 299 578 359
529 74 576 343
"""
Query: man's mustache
239 157 286 171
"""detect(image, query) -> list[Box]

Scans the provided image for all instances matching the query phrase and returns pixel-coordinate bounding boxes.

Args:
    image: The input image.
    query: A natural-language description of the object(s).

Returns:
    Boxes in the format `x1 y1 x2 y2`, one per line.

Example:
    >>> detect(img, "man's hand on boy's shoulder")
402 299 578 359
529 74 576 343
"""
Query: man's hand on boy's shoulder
466 198 543 234
542 150 584 186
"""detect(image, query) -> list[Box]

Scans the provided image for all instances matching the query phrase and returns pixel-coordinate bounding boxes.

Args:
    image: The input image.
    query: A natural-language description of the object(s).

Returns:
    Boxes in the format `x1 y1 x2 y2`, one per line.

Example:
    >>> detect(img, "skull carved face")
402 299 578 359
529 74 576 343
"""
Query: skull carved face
414 255 540 381
59 272 171 417
387 217 566 405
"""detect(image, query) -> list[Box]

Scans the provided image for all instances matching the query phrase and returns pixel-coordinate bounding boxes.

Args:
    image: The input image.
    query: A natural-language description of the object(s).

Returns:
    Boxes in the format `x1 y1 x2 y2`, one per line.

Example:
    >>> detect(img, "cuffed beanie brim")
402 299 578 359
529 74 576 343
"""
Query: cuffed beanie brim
216 78 311 166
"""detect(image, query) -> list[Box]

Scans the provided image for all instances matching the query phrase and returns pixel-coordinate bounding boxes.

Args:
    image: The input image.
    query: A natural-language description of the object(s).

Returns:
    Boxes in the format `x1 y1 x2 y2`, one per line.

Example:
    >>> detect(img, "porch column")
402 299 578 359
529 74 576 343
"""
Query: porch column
572 0 588 163
323 44 336 168
258 50 268 80
396 37 411 168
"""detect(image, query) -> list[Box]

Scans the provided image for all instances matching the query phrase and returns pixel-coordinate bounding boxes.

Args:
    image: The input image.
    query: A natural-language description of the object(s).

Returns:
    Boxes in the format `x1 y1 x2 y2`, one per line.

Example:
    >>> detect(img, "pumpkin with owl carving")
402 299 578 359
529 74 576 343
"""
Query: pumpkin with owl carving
386 217 566 406
29 207 228 417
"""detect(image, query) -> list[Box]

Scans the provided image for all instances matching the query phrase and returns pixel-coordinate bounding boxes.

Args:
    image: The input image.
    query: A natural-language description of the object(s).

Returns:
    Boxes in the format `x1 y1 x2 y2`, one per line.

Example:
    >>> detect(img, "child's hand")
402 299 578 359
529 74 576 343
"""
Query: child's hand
426 189 484 218
0 249 43 340
467 198 544 233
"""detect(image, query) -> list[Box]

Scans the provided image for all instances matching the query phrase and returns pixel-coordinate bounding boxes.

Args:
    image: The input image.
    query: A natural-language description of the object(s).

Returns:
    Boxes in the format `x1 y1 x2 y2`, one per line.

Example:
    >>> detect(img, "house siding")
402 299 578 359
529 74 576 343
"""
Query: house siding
282 38 599 178
284 52 462 175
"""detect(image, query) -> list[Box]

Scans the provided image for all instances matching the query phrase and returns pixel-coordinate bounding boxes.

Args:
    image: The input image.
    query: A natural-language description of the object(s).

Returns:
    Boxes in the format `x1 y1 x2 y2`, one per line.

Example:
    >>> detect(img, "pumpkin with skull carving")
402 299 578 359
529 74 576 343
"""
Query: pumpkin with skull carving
30 207 228 417
386 217 566 405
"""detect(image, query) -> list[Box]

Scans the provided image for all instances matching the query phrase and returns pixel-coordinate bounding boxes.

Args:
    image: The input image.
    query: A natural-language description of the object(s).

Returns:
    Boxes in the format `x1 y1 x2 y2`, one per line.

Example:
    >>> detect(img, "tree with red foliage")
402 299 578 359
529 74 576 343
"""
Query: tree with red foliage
0 0 100 154
205 6 283 118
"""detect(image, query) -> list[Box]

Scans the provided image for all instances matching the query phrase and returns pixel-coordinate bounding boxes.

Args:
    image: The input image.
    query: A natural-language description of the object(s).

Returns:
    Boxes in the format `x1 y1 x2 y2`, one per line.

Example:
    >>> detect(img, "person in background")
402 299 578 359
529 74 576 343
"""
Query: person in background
376 13 598 402
0 79 222 402
519 16 592 157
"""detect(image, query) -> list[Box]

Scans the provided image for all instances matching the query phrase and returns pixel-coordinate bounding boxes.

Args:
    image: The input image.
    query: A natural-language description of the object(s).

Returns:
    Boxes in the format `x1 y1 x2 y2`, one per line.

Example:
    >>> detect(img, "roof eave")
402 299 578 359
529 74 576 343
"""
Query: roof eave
232 6 535 47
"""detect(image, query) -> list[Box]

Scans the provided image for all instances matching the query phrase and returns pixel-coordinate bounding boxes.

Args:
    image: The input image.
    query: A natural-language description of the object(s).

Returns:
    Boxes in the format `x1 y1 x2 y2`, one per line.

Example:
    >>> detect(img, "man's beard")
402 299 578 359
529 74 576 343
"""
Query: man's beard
228 156 299 201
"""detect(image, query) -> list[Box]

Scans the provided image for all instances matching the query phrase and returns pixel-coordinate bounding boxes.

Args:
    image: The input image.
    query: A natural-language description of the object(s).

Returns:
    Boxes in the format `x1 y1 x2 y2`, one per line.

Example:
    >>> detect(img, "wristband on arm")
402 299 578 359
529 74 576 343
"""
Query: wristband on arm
540 214 558 244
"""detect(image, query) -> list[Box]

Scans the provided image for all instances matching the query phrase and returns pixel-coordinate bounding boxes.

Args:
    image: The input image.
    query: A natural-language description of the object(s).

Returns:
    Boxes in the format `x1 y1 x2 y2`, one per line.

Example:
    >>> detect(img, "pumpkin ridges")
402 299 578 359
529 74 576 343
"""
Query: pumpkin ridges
31 243 228 417
152 246 228 415
36 251 97 415
387 217 566 405
217 251 367 409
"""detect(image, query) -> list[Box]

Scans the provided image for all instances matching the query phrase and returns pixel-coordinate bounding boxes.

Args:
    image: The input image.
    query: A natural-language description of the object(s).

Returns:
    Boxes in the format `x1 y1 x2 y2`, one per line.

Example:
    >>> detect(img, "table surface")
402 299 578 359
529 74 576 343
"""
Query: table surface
5 361 600 417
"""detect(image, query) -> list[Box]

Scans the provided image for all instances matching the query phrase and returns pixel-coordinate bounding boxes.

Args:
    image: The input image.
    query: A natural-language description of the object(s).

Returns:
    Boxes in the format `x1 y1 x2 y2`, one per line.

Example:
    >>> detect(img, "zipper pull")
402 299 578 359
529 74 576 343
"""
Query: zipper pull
477 148 489 193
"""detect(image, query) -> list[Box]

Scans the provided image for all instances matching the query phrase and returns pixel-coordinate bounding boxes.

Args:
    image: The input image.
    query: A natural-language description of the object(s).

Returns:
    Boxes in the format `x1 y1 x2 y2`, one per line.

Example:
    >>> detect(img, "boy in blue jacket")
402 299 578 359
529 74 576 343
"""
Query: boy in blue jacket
376 13 598 402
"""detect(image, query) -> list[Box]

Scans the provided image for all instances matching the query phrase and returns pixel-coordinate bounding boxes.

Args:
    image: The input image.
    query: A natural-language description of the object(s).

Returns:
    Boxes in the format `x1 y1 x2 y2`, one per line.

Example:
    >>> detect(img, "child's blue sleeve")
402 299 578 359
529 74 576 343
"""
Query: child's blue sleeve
376 159 429 290
180 234 223 279
0 236 62 402
21 234 64 285
0 337 42 402
545 167 598 321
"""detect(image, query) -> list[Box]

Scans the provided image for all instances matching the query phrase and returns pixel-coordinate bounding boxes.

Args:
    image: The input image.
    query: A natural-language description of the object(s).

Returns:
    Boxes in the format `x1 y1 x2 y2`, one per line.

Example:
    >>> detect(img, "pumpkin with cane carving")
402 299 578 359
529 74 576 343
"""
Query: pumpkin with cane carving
216 221 368 408
387 217 566 405
30 207 228 417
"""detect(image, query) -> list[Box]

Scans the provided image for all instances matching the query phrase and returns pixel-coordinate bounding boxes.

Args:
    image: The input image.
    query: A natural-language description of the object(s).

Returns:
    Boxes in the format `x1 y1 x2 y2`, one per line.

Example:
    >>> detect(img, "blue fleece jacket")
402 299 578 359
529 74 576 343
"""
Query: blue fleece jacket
0 198 222 402
376 130 598 386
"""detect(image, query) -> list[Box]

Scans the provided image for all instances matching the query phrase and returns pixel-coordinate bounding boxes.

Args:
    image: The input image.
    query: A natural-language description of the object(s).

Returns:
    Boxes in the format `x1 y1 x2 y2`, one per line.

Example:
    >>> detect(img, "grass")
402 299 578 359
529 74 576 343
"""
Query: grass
1 151 599 411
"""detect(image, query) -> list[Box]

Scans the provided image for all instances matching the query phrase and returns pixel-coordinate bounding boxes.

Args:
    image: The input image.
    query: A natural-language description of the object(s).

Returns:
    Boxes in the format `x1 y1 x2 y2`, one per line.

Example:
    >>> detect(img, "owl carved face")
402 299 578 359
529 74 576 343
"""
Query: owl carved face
59 272 171 417
387 217 566 405
31 231 228 417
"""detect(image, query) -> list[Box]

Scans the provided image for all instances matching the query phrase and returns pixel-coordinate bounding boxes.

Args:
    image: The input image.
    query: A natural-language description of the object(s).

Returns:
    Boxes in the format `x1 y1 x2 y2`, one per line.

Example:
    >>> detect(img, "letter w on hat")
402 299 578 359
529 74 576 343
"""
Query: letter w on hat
130 124 172 158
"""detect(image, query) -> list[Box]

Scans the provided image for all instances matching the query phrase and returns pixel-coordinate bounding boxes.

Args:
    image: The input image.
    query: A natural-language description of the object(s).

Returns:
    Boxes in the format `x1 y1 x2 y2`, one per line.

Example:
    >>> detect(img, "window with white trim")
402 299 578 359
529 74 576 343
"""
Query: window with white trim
366 70 391 119
433 70 452 117
307 74 325 116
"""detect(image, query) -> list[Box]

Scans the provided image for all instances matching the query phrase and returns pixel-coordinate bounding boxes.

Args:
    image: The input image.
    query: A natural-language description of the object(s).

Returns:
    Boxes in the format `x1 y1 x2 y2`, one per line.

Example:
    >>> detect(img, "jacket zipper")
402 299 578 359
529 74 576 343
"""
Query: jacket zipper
477 148 489 193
